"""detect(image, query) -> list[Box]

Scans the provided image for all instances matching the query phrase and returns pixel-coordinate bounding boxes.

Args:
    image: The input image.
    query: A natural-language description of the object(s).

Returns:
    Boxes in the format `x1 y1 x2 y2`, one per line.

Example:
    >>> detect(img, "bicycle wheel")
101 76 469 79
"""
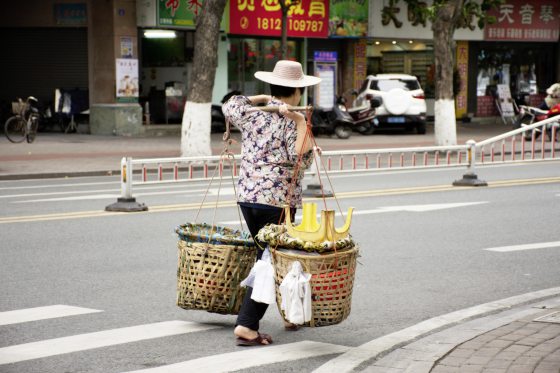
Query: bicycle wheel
4 116 26 143
26 115 39 143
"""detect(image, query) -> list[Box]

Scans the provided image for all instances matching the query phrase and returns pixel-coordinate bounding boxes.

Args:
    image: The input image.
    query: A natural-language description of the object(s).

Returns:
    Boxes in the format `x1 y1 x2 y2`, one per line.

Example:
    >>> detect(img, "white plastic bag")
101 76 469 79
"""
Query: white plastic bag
240 248 276 305
279 261 312 325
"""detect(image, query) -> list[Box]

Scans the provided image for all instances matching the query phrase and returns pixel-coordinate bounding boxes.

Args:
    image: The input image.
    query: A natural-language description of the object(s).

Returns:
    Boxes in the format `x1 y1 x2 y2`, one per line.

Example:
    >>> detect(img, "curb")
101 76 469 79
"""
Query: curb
0 169 120 181
312 287 560 373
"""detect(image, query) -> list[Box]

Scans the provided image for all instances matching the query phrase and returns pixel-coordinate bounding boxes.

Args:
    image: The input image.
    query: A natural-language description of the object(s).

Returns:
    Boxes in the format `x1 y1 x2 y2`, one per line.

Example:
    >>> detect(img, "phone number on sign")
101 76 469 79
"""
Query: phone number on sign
256 17 324 32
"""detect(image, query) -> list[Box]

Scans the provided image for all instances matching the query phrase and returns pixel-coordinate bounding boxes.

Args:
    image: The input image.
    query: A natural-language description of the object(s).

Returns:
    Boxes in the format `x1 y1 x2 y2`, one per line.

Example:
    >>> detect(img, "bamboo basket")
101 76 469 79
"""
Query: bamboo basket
271 245 358 327
175 223 257 315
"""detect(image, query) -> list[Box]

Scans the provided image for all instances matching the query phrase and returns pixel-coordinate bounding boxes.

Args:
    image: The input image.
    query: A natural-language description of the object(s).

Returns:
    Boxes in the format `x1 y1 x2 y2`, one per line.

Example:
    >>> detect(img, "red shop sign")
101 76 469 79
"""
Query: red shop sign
484 0 559 41
229 0 329 39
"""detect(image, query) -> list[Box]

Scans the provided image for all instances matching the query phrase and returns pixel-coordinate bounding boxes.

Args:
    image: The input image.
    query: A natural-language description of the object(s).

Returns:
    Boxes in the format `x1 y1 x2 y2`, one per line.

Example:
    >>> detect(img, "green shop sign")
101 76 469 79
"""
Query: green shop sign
158 0 199 27
330 0 368 37
158 0 227 29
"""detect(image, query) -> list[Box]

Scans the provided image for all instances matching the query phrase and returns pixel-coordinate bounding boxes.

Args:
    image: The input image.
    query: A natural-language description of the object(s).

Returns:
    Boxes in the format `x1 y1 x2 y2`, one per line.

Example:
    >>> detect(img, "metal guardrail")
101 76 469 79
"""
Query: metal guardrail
105 115 559 211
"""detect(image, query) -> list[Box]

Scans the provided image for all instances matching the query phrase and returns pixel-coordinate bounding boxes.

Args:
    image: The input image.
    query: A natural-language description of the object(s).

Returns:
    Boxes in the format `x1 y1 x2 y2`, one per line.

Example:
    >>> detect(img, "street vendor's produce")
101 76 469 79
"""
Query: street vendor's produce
258 202 358 327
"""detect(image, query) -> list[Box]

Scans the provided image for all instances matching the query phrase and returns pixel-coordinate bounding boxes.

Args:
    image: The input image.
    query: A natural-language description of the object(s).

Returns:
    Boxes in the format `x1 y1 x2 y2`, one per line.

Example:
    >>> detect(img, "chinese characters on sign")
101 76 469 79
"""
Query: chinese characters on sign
455 41 469 118
159 0 203 27
229 0 329 38
353 40 367 90
484 0 559 41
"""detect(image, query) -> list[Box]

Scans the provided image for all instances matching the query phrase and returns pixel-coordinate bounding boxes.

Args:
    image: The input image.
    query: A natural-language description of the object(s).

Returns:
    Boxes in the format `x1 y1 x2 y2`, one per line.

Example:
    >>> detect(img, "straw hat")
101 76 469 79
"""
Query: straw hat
255 60 321 88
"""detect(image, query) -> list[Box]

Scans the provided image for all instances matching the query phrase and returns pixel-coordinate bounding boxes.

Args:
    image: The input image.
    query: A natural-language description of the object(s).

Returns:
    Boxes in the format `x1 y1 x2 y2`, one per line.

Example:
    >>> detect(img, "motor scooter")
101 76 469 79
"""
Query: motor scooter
514 102 560 141
338 95 383 135
311 100 355 139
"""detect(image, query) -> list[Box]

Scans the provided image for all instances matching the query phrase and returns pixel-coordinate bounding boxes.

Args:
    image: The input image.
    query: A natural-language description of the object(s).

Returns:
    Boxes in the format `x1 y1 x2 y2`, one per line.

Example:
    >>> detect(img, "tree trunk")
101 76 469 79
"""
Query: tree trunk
181 0 227 157
432 0 463 146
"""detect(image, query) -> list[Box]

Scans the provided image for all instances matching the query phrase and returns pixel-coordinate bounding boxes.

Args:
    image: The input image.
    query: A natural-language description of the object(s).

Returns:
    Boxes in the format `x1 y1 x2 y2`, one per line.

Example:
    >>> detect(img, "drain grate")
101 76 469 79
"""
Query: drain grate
534 311 560 324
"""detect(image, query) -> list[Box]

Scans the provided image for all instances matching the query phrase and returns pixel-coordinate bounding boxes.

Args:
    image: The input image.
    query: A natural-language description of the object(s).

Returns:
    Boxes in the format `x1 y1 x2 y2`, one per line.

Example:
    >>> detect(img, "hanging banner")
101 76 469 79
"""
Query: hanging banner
229 0 329 38
484 0 559 42
329 0 368 37
455 41 468 118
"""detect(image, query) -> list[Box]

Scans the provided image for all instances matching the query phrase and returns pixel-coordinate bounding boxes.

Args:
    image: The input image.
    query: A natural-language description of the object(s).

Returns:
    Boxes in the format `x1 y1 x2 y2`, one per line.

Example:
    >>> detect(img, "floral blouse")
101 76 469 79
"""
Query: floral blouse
222 95 313 208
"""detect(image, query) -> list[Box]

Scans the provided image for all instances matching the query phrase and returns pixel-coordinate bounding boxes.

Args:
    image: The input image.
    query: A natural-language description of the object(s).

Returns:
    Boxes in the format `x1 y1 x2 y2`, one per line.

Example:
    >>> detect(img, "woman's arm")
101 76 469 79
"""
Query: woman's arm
246 95 271 105
279 105 313 155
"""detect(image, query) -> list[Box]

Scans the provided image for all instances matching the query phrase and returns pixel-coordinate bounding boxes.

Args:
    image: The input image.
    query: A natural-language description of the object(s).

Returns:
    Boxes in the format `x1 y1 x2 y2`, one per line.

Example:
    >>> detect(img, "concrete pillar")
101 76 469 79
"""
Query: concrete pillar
88 0 143 135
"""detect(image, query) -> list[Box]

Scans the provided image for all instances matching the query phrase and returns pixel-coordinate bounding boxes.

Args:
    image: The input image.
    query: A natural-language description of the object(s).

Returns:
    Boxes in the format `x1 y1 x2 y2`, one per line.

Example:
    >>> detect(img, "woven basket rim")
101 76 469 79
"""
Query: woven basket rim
176 222 254 246
272 245 358 259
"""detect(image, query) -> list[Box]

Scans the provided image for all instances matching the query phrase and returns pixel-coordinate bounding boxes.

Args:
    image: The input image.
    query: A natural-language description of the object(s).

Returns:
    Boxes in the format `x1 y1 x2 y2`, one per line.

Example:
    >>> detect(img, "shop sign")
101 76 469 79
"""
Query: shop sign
484 0 559 42
329 0 368 37
455 41 468 118
229 0 329 38
158 0 202 27
314 51 338 62
54 3 87 26
116 59 139 103
353 40 367 90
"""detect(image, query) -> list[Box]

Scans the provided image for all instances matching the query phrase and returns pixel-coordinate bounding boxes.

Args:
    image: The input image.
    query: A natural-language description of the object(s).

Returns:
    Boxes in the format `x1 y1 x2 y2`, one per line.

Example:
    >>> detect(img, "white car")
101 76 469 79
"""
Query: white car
354 74 427 134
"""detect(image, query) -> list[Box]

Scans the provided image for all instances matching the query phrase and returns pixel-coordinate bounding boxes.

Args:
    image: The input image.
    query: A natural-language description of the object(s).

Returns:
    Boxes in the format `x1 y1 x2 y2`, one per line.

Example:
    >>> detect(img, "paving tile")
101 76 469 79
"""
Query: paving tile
435 356 467 367
506 365 537 373
464 355 494 365
503 344 532 355
485 339 514 349
430 365 458 373
471 347 502 357
480 368 507 373
446 348 475 358
484 359 513 369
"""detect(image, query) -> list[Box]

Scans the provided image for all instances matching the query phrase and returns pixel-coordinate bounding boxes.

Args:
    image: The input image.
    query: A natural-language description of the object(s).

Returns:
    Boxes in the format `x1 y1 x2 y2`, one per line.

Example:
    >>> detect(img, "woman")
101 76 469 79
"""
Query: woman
222 60 321 346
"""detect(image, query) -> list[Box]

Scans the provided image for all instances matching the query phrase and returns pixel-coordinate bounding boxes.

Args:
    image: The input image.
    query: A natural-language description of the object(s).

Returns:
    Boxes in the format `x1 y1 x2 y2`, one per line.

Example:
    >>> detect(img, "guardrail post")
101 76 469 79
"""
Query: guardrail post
303 147 333 198
452 140 488 187
105 157 148 212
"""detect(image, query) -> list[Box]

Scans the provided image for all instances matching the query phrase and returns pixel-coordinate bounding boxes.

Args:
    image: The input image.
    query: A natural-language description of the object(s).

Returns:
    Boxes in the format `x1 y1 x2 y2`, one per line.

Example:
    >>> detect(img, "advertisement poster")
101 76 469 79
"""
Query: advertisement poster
314 63 336 109
116 58 139 102
229 0 329 38
120 37 133 58
455 41 469 118
329 0 368 37
484 0 559 41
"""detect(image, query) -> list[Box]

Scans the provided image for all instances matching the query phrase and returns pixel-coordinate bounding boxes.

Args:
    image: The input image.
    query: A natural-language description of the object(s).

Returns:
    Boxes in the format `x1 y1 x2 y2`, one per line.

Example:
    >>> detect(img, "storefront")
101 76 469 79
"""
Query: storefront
226 0 370 107
369 0 559 118
0 2 89 123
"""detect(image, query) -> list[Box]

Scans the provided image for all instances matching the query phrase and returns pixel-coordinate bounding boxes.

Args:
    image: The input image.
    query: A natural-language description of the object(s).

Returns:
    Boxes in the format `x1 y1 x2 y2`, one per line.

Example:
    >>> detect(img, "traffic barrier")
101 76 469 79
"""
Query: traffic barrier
105 116 559 212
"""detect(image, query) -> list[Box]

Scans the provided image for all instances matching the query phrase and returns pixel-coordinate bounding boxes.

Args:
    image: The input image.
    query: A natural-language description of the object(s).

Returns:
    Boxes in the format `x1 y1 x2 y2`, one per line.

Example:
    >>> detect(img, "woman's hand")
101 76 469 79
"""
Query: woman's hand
279 104 305 124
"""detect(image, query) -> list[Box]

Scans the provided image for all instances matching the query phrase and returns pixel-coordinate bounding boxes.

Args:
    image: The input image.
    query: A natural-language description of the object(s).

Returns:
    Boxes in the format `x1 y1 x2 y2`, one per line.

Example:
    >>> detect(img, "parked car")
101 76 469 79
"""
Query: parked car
353 74 427 134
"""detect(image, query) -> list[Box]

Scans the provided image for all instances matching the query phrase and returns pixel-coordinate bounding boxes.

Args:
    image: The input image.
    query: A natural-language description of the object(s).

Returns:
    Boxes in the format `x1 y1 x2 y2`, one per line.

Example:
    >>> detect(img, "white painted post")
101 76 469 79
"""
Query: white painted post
452 140 487 187
105 156 148 212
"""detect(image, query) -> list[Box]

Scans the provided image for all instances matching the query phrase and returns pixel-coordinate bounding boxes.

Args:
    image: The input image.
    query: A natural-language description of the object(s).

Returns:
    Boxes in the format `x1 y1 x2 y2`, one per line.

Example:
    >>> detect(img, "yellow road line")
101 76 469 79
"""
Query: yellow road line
1 177 559 224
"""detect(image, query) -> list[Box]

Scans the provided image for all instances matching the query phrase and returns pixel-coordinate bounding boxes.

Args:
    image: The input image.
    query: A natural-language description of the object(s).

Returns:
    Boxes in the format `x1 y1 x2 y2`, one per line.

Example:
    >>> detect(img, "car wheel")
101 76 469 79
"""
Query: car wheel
416 121 426 134
334 125 352 139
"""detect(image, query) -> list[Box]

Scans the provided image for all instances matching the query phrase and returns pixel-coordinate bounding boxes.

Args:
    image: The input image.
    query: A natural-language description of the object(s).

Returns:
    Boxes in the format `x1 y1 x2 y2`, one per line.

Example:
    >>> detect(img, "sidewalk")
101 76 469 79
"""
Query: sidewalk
0 118 507 180
364 295 560 373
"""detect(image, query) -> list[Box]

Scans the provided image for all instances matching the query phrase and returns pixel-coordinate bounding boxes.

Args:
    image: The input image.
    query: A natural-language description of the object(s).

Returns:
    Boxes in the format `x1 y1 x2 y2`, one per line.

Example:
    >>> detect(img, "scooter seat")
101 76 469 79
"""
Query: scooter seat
347 104 369 114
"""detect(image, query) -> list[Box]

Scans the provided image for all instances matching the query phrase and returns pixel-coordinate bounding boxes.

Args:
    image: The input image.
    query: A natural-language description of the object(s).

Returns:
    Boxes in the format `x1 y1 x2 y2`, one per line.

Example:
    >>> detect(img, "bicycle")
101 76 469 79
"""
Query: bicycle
4 96 40 143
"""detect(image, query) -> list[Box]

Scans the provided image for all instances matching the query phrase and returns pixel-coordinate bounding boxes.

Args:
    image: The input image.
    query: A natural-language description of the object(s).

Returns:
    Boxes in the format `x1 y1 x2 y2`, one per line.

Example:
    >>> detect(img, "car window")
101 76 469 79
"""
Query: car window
359 79 369 93
371 79 420 91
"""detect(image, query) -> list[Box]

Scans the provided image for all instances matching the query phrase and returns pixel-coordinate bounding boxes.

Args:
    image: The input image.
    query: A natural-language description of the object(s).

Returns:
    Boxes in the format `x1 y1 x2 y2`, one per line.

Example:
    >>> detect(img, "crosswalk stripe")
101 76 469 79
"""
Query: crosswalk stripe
484 241 560 252
123 340 350 373
0 320 219 365
0 305 103 326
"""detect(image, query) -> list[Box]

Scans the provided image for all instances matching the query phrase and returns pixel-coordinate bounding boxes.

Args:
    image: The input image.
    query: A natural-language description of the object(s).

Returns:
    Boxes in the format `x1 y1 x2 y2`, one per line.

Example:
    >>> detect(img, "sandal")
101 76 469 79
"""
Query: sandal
236 332 273 346
284 322 301 331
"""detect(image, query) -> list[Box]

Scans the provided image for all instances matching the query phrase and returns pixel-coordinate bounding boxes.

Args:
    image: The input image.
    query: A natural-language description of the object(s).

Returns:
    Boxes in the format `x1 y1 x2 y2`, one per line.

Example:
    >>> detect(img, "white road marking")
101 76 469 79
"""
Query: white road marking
484 241 560 252
124 340 350 373
0 305 102 326
11 188 235 203
312 286 560 373
0 321 219 365
218 202 488 225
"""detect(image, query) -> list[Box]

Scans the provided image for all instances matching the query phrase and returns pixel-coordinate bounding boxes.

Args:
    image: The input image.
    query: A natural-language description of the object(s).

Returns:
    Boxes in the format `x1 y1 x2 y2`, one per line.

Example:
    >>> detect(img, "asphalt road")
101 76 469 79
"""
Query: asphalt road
0 161 559 372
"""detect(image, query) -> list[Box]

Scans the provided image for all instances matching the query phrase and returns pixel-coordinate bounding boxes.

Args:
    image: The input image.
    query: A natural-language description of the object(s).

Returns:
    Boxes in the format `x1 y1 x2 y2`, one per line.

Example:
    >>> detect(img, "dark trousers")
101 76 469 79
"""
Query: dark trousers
236 204 295 331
